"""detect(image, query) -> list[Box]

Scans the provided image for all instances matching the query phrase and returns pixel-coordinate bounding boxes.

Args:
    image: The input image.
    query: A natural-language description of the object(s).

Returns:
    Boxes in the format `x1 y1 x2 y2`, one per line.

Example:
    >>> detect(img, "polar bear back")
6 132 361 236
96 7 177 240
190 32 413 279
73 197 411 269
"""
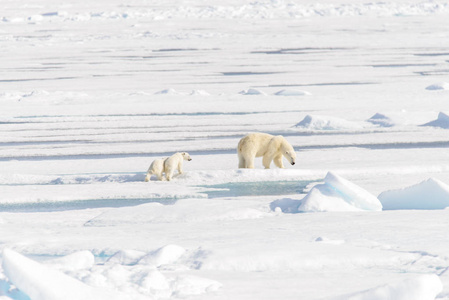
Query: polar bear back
238 132 274 157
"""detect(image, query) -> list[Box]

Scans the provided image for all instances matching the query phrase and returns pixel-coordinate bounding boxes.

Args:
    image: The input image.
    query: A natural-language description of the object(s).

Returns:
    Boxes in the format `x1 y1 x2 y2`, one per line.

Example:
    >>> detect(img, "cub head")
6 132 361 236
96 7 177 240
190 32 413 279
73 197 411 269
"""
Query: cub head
181 152 192 161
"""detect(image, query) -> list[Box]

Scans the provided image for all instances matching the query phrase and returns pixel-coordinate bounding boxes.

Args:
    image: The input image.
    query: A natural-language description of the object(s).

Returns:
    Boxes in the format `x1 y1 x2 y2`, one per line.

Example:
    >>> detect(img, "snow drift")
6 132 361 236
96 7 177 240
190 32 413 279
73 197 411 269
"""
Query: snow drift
294 115 363 130
379 178 449 210
426 82 449 90
421 112 449 129
274 89 311 96
366 113 395 127
298 172 382 212
239 88 266 95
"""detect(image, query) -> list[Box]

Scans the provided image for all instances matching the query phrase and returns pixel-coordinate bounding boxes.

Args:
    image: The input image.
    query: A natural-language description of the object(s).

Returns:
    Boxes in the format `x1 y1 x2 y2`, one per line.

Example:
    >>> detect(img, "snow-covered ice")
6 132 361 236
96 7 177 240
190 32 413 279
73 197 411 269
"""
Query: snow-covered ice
379 178 449 210
2 0 449 299
298 172 382 212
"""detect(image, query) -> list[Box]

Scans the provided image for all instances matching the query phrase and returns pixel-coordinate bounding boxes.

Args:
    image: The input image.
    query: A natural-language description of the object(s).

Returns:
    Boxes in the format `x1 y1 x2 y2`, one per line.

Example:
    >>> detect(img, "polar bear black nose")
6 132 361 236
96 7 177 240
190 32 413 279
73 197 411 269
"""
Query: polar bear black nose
188 159 192 161
291 162 295 165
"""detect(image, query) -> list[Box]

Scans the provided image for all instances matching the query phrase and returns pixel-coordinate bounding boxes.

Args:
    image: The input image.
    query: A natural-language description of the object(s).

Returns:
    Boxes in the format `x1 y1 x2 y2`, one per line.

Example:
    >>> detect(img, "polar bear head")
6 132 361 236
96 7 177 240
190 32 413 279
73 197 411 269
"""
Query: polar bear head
281 142 296 166
181 152 192 161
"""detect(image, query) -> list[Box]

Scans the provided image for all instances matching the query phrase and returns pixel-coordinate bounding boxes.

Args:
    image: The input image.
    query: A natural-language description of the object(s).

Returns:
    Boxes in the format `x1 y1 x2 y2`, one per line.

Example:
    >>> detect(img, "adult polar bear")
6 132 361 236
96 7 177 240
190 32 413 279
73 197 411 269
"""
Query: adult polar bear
238 133 297 169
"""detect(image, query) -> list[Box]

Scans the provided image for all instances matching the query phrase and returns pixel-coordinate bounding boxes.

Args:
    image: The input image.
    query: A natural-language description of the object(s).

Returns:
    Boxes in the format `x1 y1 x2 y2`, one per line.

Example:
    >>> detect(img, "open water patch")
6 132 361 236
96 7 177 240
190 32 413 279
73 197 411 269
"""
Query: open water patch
199 180 311 198
0 198 178 213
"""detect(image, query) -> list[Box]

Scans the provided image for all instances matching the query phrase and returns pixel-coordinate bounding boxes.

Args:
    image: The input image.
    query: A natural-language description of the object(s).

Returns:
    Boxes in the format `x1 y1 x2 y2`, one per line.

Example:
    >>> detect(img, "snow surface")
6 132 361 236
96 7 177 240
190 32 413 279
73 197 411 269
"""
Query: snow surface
3 0 449 299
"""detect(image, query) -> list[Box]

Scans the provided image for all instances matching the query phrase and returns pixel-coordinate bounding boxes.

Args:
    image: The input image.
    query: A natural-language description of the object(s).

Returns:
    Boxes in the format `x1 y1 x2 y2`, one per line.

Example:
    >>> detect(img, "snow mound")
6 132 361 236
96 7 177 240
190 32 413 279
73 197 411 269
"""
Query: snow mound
274 89 311 96
426 82 449 90
139 244 186 267
155 88 183 95
298 172 382 212
366 113 395 127
294 114 363 130
47 251 95 272
270 198 302 213
190 89 210 96
422 112 449 129
332 274 442 300
239 88 266 95
2 249 136 300
379 178 449 210
106 250 146 265
53 247 222 299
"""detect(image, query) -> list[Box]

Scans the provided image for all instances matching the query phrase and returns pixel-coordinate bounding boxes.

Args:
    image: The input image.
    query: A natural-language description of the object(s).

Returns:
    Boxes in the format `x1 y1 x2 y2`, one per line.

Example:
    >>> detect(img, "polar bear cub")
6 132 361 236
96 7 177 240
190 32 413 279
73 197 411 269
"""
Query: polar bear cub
145 157 167 181
164 152 192 181
237 132 296 169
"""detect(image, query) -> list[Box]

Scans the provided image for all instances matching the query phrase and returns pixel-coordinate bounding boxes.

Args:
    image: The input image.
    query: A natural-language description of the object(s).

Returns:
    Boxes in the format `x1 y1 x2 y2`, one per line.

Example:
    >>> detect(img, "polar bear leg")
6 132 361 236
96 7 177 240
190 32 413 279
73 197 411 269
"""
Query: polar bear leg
156 171 165 181
244 155 255 168
164 163 173 181
273 154 285 168
238 153 246 168
262 154 273 169
144 171 152 182
177 161 183 175
165 169 173 181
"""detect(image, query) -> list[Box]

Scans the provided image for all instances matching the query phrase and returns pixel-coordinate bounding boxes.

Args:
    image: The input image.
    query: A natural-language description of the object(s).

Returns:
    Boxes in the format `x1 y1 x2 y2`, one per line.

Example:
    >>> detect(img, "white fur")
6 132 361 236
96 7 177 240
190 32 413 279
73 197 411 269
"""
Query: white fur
164 152 192 181
144 158 166 181
237 133 297 169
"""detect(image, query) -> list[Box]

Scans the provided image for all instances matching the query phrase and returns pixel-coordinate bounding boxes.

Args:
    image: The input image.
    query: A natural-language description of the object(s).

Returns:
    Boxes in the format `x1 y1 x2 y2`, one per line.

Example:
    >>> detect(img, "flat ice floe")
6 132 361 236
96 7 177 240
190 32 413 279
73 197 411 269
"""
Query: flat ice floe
379 178 449 210
298 172 382 212
85 198 273 226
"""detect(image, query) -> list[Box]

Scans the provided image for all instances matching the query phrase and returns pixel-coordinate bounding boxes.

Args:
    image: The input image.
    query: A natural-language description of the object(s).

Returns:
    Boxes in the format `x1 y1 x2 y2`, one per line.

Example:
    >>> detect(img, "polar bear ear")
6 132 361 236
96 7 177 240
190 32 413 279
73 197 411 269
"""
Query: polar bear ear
285 151 290 155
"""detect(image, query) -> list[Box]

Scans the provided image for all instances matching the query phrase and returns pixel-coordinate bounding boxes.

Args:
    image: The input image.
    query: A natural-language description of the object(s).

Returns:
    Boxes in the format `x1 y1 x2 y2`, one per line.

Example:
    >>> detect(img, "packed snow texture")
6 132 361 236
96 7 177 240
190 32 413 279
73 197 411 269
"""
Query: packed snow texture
379 178 449 210
298 172 383 212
